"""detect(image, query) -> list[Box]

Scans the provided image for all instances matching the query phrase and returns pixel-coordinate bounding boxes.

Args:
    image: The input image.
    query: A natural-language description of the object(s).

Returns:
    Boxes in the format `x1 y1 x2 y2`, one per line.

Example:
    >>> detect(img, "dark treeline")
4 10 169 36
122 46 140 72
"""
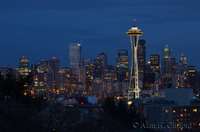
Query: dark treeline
0 68 150 132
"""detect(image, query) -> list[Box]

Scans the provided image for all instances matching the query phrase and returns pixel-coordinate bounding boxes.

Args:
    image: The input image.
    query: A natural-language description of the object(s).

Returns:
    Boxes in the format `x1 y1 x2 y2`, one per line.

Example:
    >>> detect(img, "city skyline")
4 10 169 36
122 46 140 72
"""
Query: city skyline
1 0 200 69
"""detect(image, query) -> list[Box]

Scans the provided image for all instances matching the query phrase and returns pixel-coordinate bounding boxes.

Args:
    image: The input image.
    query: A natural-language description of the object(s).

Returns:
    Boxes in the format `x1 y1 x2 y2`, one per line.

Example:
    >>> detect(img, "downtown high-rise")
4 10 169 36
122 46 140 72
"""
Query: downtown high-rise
138 40 146 88
69 43 81 81
116 49 129 81
162 45 172 84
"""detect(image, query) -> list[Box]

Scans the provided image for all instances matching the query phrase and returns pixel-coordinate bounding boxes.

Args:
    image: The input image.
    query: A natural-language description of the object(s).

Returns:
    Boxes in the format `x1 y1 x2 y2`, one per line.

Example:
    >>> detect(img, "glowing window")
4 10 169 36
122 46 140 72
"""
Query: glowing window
180 114 183 117
193 109 197 112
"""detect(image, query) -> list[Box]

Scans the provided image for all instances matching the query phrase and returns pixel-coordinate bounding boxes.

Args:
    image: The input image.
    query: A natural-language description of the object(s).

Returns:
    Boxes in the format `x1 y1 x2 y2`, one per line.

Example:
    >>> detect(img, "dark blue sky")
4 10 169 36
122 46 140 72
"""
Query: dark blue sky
1 0 200 70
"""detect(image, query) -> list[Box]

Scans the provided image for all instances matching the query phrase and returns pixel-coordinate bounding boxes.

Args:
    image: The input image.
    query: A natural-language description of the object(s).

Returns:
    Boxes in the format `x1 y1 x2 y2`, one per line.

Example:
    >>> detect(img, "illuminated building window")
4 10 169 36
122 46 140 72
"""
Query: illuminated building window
193 109 197 112
181 109 183 111
188 113 191 116
128 101 132 105
193 123 196 126
180 114 183 117
177 119 179 121
184 109 187 111
173 110 176 113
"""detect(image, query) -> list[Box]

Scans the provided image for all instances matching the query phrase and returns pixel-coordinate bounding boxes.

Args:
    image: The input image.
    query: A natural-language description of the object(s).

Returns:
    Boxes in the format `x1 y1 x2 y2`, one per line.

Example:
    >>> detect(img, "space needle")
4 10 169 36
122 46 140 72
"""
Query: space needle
126 20 143 100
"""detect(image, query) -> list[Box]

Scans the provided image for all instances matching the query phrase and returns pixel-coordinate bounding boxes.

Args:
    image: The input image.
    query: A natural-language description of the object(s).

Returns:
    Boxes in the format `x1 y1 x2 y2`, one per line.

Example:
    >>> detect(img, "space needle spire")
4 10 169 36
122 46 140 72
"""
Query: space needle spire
126 20 143 100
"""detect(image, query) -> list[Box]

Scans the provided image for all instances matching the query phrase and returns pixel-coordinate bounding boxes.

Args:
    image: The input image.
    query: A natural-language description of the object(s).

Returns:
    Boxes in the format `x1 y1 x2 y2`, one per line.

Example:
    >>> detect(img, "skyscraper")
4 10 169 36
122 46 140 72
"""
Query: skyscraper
162 45 172 83
94 58 102 78
20 56 29 68
104 65 115 93
138 40 146 82
171 57 177 78
116 49 129 80
180 54 187 78
49 57 60 91
19 56 29 76
150 54 160 74
85 62 95 93
69 43 81 81
176 54 188 87
98 53 107 69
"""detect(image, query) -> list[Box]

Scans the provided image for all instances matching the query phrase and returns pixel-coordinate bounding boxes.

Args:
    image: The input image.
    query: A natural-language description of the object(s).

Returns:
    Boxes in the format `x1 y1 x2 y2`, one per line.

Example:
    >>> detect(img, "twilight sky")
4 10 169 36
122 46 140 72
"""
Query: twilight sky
1 0 200 70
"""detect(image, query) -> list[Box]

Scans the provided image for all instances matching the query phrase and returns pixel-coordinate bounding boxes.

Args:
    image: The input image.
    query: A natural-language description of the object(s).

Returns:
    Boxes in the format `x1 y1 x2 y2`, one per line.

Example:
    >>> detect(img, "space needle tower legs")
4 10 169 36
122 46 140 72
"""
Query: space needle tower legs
126 20 143 100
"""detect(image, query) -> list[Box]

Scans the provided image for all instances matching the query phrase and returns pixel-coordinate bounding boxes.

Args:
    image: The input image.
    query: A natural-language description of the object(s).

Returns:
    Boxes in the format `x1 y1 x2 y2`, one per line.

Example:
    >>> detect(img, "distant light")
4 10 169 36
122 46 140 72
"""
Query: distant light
97 57 99 59
23 56 25 58
53 57 55 59
128 101 132 105
134 19 135 21
181 54 184 57
117 97 119 99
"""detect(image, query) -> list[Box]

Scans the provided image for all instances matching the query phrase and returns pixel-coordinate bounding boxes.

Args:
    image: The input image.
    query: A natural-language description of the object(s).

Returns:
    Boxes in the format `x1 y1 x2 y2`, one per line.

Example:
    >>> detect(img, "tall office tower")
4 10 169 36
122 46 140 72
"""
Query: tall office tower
58 69 66 94
18 56 30 76
98 53 107 69
62 67 71 92
70 74 77 92
69 43 81 81
80 67 86 90
49 57 60 91
150 54 160 74
31 64 38 84
162 45 172 84
82 58 92 66
85 62 95 93
116 49 129 80
94 58 102 78
116 65 126 82
31 64 38 74
144 65 154 89
104 65 115 93
171 57 177 78
126 21 143 99
137 40 146 82
177 60 183 73
20 56 29 68
180 54 187 80
187 65 196 88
